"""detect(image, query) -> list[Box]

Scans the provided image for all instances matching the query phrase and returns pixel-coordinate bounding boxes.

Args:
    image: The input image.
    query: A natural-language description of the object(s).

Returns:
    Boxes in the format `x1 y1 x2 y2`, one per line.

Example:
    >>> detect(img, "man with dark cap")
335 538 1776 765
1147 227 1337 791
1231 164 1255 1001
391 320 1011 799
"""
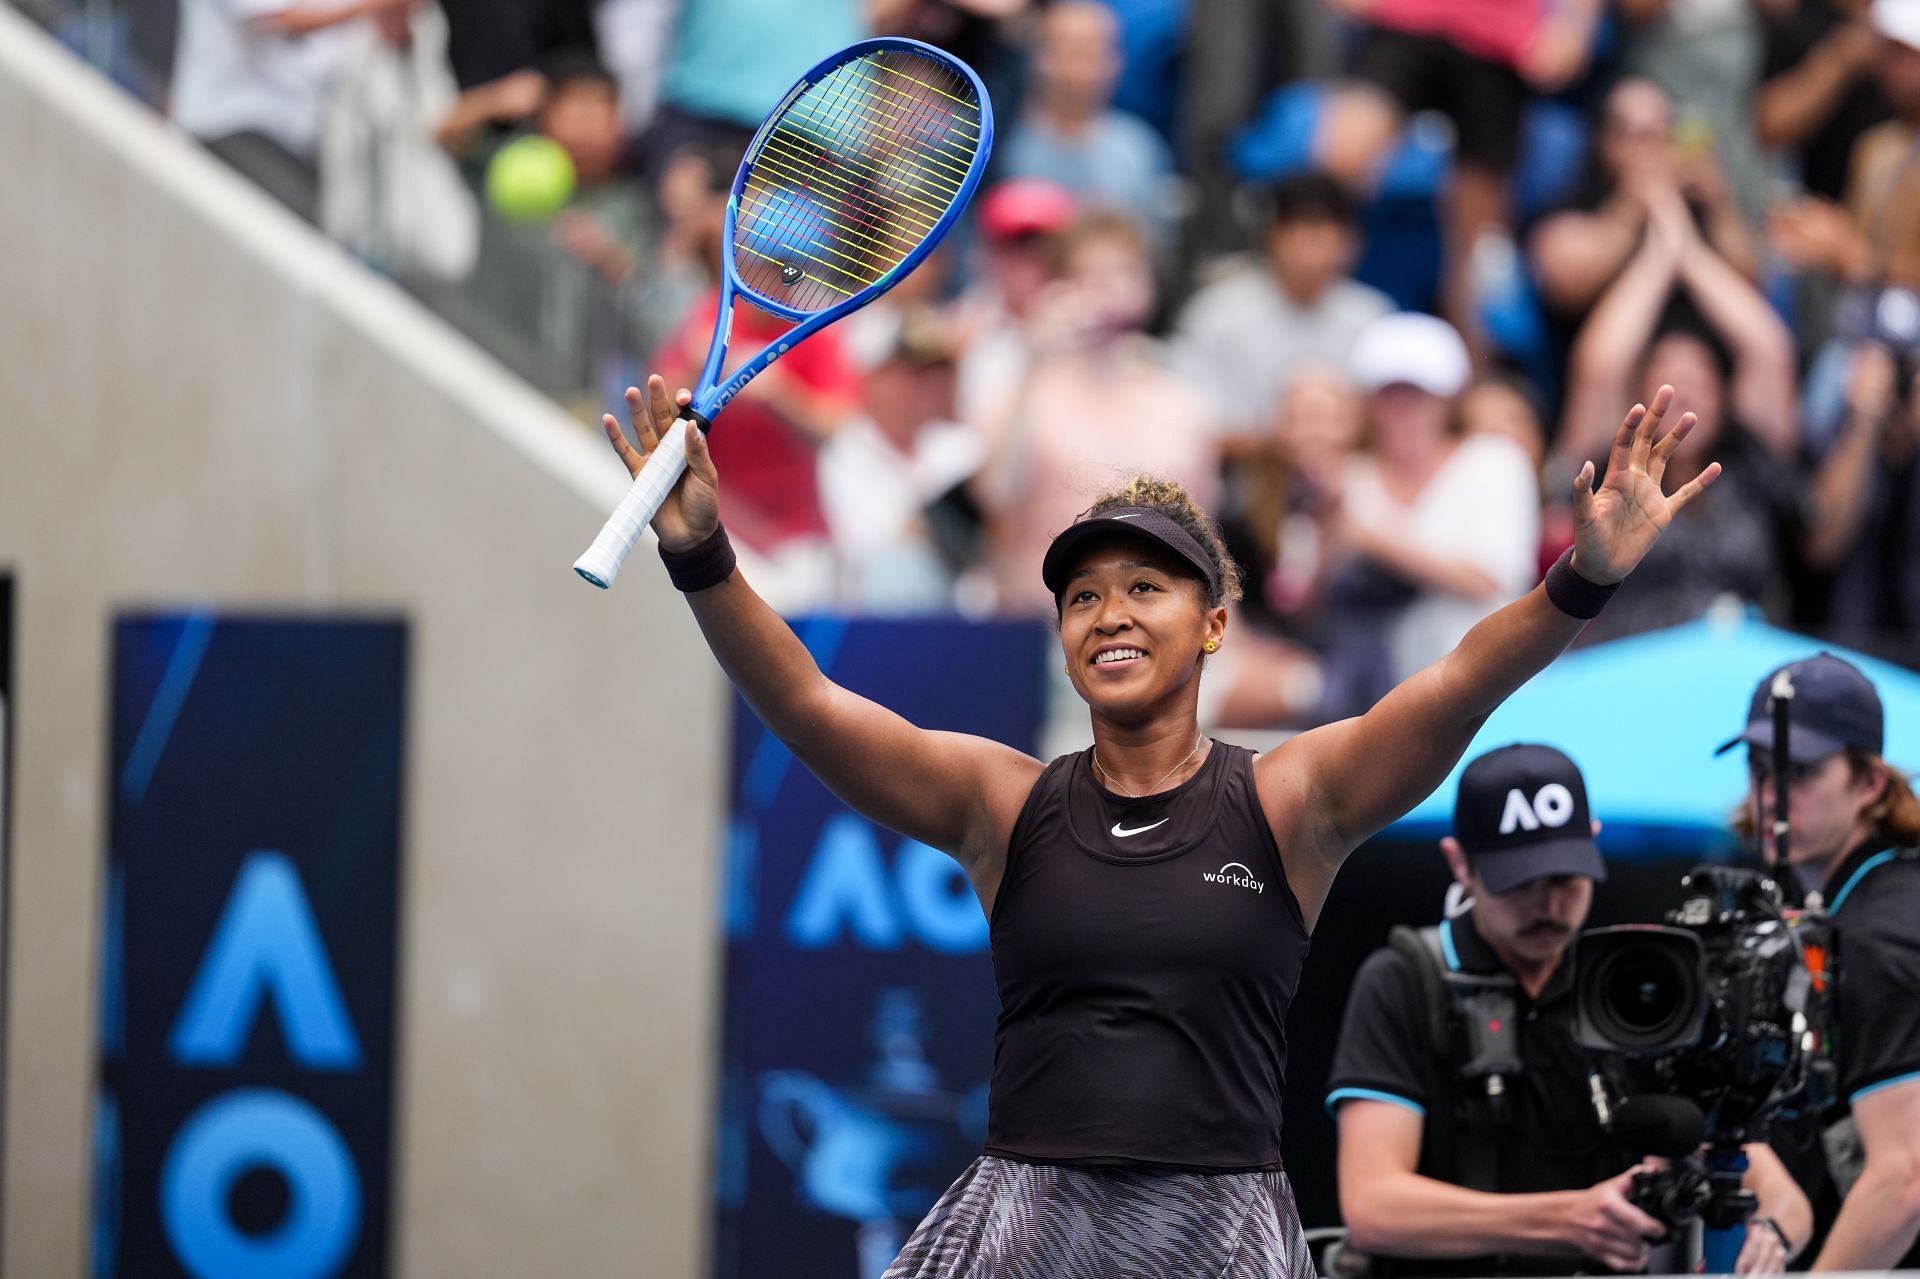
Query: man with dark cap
1326 743 1807 1276
1719 652 1920 1270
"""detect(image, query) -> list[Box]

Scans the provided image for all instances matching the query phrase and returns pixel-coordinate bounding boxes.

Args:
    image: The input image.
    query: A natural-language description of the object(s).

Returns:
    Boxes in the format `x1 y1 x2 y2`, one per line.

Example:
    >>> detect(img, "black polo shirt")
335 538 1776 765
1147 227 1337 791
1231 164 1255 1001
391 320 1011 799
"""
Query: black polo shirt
1824 843 1920 1108
1327 909 1633 1276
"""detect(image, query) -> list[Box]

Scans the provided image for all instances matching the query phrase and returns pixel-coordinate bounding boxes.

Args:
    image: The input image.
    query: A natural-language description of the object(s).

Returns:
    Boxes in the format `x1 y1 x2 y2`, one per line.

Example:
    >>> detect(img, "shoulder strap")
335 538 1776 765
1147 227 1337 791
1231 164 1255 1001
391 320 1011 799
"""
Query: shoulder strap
1388 925 1452 1061
1390 923 1521 1195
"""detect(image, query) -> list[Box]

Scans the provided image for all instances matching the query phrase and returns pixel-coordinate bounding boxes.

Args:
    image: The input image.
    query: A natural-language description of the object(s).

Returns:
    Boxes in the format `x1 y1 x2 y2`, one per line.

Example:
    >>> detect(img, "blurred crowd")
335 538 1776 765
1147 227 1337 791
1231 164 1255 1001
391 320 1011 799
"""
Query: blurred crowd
25 0 1920 726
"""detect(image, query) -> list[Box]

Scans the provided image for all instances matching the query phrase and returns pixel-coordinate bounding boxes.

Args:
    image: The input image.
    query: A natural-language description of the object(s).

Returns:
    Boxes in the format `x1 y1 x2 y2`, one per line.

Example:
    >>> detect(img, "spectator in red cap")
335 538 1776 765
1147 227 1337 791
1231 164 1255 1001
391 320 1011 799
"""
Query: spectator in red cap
954 178 1078 434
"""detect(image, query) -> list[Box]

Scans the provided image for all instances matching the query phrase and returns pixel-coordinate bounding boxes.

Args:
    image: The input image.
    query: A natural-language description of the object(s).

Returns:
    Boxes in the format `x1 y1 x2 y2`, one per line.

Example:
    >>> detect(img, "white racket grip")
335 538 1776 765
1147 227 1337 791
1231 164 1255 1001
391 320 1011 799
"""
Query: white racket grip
573 417 693 589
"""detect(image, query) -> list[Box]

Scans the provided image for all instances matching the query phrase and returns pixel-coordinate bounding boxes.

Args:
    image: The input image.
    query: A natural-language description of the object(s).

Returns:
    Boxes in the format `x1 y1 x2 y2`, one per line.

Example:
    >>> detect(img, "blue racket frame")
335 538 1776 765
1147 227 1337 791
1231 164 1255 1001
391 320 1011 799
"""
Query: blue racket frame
689 37 995 422
573 37 992 589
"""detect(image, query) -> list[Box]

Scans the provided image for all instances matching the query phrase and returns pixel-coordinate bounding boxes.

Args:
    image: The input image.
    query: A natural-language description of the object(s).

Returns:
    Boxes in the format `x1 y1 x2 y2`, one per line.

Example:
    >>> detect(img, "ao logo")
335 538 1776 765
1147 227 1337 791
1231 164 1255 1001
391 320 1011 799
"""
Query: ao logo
163 852 363 1279
1499 783 1576 834
784 814 988 954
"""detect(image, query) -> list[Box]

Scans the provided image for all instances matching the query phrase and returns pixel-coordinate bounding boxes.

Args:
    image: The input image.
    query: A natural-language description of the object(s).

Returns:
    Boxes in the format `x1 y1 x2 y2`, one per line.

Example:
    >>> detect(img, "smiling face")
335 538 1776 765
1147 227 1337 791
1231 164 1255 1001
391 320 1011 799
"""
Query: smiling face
1058 539 1224 719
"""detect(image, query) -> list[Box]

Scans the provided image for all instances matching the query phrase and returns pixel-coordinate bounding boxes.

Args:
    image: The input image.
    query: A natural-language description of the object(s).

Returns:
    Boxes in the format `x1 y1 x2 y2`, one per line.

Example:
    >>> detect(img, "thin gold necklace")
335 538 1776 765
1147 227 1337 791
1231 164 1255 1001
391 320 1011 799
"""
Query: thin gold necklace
1092 734 1205 798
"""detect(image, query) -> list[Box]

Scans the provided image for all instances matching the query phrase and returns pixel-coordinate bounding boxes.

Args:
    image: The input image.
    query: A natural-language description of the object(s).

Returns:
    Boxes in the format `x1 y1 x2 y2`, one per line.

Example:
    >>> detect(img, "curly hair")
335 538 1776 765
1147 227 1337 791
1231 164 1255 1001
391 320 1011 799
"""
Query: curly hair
1079 475 1244 608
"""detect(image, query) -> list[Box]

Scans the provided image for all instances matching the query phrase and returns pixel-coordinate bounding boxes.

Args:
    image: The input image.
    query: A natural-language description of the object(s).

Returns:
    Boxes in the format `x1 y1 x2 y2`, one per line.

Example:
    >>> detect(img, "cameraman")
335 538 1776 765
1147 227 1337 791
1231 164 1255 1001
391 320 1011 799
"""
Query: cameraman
1720 653 1920 1270
1328 744 1809 1275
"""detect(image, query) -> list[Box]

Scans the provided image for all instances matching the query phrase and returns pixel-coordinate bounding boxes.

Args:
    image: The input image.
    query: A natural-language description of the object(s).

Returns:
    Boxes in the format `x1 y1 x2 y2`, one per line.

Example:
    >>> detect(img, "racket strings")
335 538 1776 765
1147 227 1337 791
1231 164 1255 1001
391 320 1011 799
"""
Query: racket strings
733 49 984 313
741 58 972 298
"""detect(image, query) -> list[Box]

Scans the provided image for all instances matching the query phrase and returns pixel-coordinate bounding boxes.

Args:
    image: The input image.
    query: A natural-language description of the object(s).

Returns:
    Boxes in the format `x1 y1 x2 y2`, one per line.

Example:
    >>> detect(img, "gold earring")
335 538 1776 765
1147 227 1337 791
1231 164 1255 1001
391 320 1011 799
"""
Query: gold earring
1203 640 1219 654
1064 665 1072 675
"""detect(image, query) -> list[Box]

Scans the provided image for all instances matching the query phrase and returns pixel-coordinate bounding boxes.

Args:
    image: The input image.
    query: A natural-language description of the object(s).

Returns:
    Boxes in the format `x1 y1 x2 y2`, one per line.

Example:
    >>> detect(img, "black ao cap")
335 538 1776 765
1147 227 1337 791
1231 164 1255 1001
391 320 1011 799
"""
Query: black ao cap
1454 744 1606 894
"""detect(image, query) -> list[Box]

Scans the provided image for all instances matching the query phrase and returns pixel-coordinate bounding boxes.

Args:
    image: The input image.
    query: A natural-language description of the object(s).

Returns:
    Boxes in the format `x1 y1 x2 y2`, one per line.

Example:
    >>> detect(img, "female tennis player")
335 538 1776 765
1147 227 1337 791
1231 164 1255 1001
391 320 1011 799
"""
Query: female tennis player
606 374 1718 1277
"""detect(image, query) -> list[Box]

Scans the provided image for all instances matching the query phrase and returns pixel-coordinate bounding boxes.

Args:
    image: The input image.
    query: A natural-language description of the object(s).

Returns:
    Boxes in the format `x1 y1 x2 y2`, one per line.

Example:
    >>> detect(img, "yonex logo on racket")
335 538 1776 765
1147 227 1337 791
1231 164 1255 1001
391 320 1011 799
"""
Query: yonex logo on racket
1202 862 1265 894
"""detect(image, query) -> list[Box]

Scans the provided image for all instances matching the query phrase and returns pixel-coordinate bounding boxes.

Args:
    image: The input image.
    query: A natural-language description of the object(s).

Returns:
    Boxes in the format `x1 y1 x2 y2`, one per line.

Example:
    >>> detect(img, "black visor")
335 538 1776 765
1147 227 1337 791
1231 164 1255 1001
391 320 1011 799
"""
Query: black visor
1041 507 1221 601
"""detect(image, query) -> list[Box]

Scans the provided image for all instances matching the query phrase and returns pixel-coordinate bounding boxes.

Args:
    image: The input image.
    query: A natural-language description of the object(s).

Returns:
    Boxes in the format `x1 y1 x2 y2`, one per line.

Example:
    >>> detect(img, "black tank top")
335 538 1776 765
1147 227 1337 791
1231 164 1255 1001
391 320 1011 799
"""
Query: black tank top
984 741 1312 1171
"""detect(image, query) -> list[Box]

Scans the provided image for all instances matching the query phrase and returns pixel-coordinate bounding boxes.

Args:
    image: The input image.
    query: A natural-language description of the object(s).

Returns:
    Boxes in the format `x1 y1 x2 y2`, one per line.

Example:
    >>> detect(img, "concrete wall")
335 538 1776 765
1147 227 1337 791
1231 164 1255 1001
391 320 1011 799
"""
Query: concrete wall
0 9 725 1275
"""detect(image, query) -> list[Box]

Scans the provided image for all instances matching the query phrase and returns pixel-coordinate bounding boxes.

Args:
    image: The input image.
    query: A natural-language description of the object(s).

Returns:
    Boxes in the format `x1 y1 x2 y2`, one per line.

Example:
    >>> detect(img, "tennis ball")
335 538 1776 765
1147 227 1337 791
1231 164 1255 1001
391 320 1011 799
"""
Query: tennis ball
486 136 577 222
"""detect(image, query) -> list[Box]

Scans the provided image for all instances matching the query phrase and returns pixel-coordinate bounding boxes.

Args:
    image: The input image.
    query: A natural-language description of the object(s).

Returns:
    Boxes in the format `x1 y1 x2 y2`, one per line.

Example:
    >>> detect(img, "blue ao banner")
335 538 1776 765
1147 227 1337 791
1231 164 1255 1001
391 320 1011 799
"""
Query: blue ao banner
713 618 1048 1279
97 614 405 1279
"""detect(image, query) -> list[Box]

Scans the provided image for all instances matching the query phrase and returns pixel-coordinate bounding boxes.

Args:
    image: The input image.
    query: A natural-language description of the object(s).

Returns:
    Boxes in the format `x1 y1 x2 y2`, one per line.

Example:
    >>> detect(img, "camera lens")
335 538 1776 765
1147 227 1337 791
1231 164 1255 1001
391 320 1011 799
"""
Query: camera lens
1573 926 1711 1056
1595 947 1694 1048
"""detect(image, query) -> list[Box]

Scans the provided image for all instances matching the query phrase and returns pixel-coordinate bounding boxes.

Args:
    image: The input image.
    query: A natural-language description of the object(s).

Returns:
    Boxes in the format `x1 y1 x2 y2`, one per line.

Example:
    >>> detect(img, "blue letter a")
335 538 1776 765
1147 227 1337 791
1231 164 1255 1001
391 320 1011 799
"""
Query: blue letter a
170 852 362 1070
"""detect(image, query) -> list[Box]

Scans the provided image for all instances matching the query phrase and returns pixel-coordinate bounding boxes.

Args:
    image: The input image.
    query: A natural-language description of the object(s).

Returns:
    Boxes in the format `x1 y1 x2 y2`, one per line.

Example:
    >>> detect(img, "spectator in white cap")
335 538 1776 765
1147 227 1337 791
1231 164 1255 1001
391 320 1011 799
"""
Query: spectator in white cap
1315 312 1541 717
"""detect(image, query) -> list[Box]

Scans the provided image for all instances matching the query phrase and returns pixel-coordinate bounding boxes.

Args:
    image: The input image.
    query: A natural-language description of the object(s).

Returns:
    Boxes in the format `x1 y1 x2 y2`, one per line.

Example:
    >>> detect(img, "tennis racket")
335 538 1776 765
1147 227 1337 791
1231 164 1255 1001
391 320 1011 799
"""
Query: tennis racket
574 37 995 588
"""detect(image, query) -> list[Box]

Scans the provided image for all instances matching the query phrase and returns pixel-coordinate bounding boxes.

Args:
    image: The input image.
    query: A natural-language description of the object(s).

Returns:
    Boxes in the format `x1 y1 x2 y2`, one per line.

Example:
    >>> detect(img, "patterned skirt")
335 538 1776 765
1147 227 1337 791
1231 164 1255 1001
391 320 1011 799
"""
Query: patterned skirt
882 1155 1318 1279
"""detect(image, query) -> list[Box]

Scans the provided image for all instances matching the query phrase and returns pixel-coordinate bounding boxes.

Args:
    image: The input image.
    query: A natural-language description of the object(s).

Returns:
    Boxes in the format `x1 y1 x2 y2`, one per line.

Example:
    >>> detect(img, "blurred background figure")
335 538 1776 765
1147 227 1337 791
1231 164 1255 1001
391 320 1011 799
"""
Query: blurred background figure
51 0 1920 695
1797 345 1920 667
1772 1 1920 419
1316 311 1540 716
1174 170 1393 447
623 135 734 373
1616 0 1771 225
320 0 478 289
1234 364 1367 647
953 177 1077 431
820 308 985 615
1555 171 1805 645
994 0 1177 250
971 207 1217 615
170 0 411 220
1316 0 1604 350
591 0 678 139
1757 0 1892 207
645 0 862 172
442 52 654 408
1528 77 1759 320
1182 0 1339 262
436 0 592 91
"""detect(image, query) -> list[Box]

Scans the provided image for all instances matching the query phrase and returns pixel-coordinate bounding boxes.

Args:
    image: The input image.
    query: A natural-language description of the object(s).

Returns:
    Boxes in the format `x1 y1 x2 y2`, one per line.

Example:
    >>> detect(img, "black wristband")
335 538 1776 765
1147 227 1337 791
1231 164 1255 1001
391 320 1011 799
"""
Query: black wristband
658 523 736 592
1543 547 1618 619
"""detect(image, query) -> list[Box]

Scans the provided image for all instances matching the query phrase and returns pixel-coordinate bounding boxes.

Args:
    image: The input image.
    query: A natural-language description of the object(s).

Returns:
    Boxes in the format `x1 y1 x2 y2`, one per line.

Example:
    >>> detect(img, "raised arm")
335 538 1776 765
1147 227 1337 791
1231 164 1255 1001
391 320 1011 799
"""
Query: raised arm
1262 388 1719 914
1805 345 1900 570
607 378 1041 894
1672 211 1800 459
1552 201 1683 475
1527 195 1648 316
1756 21 1882 150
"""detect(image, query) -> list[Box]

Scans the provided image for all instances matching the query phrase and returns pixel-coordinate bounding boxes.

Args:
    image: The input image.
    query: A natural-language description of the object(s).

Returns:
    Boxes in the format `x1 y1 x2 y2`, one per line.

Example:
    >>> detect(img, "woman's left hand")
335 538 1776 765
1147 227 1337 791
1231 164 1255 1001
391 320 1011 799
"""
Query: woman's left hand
1568 384 1720 585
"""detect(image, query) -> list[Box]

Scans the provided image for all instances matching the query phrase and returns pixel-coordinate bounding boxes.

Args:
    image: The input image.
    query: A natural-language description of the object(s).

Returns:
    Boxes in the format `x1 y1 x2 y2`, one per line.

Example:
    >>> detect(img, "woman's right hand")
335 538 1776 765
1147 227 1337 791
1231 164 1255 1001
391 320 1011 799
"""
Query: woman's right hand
600 375 720 552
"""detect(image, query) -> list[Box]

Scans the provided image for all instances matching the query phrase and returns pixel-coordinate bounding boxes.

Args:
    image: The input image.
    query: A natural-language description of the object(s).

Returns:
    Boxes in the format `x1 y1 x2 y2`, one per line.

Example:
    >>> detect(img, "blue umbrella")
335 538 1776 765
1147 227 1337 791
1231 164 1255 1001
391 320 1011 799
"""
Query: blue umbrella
1388 612 1920 841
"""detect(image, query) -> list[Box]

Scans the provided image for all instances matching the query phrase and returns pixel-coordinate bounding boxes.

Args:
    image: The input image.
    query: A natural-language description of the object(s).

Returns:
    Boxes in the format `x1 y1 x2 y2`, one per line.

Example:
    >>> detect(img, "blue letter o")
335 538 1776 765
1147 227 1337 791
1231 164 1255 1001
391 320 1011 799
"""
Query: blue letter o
161 1089 361 1279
